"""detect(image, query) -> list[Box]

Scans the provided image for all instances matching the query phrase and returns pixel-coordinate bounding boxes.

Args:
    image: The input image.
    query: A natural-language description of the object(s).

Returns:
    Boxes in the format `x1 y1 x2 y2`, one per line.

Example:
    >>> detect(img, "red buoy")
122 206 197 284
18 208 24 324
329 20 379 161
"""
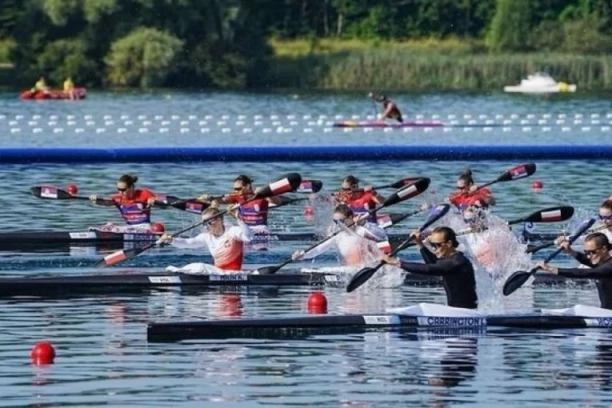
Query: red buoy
151 222 165 233
531 180 543 192
65 184 78 195
307 291 328 314
30 342 55 365
303 206 314 217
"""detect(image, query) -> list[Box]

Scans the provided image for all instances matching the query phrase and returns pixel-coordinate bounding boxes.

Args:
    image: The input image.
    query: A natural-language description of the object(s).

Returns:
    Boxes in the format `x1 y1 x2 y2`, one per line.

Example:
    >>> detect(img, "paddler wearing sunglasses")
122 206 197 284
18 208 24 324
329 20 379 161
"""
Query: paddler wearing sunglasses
538 233 612 309
159 205 254 272
88 174 160 233
448 170 496 209
291 204 387 266
334 175 385 223
198 175 280 233
381 226 478 309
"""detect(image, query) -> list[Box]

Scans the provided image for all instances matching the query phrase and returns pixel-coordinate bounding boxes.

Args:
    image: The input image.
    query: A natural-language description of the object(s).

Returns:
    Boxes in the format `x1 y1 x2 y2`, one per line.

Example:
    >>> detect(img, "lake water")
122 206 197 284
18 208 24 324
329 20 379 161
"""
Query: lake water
1 90 612 407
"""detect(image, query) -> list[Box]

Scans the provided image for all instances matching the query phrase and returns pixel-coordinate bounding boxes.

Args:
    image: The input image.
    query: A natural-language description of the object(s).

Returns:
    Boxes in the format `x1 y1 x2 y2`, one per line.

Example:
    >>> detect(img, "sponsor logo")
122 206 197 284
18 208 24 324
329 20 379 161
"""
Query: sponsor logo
585 318 612 327
397 184 418 199
209 274 249 282
298 181 313 192
269 179 292 195
41 186 58 199
252 234 279 242
418 317 487 327
363 315 401 325
510 166 528 179
324 275 339 282
69 232 96 240
541 209 562 222
148 276 182 284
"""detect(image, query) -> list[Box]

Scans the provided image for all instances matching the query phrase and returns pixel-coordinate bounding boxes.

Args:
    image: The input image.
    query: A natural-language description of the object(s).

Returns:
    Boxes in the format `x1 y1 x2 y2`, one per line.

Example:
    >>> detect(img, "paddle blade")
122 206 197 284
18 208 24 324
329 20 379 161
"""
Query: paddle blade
346 266 381 293
382 178 430 207
171 200 210 214
95 248 139 268
255 265 282 275
31 186 73 199
386 177 421 189
256 173 302 198
496 163 537 183
296 180 323 193
512 206 575 225
502 270 532 296
421 203 451 230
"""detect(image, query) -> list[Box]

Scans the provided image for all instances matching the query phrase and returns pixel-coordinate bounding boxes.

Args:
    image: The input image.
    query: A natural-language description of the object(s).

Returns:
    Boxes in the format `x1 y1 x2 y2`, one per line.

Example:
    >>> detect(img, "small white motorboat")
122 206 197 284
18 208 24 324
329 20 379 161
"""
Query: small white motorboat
504 72 577 94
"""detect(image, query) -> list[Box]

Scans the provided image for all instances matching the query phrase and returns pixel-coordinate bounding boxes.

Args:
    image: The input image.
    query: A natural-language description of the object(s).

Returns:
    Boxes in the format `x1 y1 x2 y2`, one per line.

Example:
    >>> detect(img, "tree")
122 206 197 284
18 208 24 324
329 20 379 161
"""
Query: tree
486 0 532 52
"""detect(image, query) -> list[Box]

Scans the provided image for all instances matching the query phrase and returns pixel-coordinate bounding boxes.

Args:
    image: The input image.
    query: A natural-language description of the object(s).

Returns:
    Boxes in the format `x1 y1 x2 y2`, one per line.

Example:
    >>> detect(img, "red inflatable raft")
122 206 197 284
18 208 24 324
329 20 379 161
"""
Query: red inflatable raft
20 87 87 100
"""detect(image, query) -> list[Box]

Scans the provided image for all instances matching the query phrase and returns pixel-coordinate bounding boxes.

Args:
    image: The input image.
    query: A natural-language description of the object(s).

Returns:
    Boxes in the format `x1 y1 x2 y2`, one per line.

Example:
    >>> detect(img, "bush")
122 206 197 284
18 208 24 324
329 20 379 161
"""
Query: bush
36 38 98 85
0 38 16 63
105 27 183 88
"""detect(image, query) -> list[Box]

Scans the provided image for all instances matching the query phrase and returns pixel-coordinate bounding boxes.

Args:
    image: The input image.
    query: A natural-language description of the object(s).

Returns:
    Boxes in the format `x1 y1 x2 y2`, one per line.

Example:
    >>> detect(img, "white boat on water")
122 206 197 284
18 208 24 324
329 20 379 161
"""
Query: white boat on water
504 72 577 94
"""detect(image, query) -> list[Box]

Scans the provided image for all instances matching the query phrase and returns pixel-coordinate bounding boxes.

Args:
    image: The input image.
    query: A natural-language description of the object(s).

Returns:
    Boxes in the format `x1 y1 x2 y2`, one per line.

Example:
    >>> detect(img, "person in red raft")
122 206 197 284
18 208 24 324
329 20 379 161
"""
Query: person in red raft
448 169 496 209
88 174 164 233
198 175 281 234
369 93 403 123
334 175 385 223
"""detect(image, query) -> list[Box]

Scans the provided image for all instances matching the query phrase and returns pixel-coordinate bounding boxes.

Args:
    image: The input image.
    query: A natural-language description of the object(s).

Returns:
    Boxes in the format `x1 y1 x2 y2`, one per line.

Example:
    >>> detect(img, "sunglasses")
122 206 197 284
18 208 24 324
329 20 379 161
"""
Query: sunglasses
333 218 347 224
429 241 446 249
117 187 128 192
233 187 243 191
341 187 355 192
203 218 220 227
456 185 468 190
599 214 612 221
584 248 604 257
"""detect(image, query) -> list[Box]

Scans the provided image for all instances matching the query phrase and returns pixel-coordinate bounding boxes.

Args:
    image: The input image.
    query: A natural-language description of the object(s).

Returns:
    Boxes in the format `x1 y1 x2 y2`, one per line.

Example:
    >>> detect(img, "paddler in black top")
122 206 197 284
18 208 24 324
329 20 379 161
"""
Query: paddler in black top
368 92 403 123
382 226 478 309
539 232 612 309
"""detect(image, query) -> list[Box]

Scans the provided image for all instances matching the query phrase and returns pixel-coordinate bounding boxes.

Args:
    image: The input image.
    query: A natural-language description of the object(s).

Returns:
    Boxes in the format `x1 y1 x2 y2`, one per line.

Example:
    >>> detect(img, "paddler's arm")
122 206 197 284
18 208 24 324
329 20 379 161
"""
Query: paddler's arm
410 230 439 264
161 232 207 249
293 235 337 261
382 255 460 276
88 195 116 206
355 223 387 242
544 260 612 279
229 206 254 243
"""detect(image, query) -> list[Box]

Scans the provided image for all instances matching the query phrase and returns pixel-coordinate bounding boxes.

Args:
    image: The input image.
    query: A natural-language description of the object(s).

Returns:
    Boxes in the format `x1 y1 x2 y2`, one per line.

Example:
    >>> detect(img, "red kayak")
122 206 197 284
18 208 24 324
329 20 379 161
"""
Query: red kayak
20 87 87 100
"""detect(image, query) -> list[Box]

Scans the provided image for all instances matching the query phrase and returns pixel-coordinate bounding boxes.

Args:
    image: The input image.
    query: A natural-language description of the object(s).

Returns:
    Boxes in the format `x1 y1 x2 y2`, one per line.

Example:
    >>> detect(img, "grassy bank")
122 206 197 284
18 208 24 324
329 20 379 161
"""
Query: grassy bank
267 39 612 91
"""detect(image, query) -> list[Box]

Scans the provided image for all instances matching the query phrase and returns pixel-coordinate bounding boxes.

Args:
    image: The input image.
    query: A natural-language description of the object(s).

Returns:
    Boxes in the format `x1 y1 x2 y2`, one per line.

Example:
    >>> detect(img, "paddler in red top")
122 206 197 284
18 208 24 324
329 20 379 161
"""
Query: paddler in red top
88 174 160 233
369 92 403 123
198 175 281 234
448 169 496 209
334 175 385 223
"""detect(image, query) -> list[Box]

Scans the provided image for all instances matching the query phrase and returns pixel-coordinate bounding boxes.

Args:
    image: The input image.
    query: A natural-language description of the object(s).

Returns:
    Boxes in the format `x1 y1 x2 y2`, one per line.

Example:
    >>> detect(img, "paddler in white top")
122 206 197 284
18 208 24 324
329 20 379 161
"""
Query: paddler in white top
159 206 254 272
291 204 387 266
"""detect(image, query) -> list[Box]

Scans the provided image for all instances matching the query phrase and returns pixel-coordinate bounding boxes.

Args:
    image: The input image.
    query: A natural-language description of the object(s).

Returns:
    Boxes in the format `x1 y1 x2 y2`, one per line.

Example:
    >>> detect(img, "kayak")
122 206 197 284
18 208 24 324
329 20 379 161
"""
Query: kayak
147 303 612 342
20 87 87 100
333 120 444 128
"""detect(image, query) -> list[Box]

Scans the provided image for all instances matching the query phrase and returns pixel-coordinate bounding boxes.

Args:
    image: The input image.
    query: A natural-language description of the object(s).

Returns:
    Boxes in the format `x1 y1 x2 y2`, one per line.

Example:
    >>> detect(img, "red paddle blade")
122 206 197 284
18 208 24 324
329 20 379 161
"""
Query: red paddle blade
257 173 302 198
382 178 430 207
31 186 73 199
296 180 323 193
498 163 537 182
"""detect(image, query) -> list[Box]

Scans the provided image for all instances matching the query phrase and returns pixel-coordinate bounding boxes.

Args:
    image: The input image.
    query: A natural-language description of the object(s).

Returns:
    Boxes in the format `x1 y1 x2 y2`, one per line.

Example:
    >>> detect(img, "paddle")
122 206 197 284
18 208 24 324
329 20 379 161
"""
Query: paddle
502 217 596 296
254 178 431 275
346 203 451 293
476 163 537 190
31 186 90 201
94 173 302 268
526 222 606 254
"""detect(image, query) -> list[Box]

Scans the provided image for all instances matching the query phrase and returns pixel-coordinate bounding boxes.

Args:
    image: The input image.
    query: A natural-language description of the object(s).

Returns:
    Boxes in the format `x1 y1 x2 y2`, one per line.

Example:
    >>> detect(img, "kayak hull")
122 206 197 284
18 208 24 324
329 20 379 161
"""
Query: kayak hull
20 87 87 100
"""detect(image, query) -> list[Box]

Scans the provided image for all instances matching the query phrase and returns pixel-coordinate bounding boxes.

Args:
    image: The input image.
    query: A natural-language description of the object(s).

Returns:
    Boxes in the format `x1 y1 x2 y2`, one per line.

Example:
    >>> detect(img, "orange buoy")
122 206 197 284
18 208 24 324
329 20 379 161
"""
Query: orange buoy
307 291 328 314
30 342 55 365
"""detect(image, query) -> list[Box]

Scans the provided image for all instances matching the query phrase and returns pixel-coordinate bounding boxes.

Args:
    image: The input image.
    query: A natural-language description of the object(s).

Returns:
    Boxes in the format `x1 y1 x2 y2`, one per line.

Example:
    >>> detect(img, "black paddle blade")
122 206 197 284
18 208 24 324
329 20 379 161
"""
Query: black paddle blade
346 266 381 293
382 178 430 207
95 248 140 268
254 265 281 275
387 177 420 189
296 180 323 193
171 200 210 214
31 186 73 199
497 163 537 183
502 269 534 296
422 203 451 229
512 206 575 225
257 173 302 198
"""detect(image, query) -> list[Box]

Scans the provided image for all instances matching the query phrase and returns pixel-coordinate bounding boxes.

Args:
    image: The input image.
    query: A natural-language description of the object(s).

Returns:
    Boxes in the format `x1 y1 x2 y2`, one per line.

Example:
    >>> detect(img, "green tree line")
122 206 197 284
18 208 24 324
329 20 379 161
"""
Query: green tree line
0 0 610 88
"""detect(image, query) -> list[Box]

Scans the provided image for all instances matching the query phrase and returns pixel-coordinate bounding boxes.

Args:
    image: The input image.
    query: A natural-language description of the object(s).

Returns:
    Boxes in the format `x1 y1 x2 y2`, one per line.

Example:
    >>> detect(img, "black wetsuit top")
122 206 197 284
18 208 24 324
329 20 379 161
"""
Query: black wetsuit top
383 101 403 123
558 256 612 309
398 248 478 309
